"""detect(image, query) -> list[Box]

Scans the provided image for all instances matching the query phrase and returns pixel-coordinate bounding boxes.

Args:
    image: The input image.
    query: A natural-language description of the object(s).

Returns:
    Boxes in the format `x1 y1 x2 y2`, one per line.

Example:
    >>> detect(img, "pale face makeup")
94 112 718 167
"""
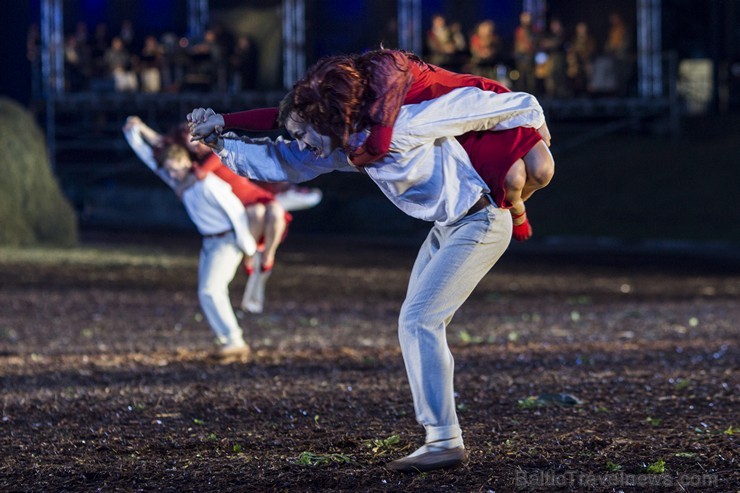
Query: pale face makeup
285 112 333 158
163 156 192 182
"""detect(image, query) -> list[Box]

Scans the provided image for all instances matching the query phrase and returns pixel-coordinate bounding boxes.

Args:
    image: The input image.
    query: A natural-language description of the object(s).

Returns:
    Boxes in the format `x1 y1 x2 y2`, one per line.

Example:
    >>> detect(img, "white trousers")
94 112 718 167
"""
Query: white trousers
198 233 244 346
399 201 511 444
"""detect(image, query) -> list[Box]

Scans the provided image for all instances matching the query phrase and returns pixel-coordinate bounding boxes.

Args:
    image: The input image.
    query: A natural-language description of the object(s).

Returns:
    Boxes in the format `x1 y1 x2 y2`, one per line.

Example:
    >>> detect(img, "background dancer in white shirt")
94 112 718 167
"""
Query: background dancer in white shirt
124 116 261 359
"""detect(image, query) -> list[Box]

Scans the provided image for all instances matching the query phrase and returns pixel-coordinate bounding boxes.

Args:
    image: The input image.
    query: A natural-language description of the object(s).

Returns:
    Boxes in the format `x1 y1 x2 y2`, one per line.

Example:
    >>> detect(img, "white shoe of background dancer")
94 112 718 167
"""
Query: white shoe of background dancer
274 186 322 211
241 268 271 314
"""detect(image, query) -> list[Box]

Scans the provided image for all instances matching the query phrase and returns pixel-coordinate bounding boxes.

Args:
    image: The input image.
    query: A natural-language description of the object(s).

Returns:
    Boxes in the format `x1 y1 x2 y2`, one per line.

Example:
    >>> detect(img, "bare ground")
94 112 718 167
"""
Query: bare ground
0 233 738 492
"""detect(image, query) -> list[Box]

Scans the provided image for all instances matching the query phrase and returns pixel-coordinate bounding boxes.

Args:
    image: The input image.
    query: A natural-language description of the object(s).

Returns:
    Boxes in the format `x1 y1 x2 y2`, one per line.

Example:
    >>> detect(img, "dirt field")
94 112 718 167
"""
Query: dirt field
1 233 737 492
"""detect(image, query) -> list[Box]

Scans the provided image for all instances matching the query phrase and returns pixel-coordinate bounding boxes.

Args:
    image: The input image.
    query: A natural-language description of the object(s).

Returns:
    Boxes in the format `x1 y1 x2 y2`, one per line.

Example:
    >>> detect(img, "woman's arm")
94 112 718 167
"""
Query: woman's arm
124 115 164 147
222 108 280 131
122 117 178 190
188 107 280 141
397 87 546 144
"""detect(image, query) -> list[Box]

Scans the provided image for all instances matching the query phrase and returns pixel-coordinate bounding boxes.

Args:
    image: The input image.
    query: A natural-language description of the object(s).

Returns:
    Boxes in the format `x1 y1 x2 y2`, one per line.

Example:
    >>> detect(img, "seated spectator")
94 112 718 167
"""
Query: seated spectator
229 34 258 92
139 35 163 93
425 14 456 69
91 22 110 78
448 21 468 71
538 18 569 98
469 19 502 80
104 36 138 91
27 24 41 98
64 35 86 91
160 32 189 92
186 29 223 92
604 11 633 96
118 19 137 52
513 11 538 93
567 21 596 96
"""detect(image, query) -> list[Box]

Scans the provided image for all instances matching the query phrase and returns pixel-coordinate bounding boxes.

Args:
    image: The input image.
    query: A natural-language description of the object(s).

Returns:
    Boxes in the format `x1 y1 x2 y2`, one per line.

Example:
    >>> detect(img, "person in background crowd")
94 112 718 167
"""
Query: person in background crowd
469 19 502 80
91 22 110 78
105 36 138 92
604 12 632 96
26 24 41 99
425 14 457 69
538 18 569 98
448 21 468 71
229 34 258 92
187 29 224 91
567 21 596 96
118 19 137 52
139 35 164 93
513 11 538 93
64 35 86 92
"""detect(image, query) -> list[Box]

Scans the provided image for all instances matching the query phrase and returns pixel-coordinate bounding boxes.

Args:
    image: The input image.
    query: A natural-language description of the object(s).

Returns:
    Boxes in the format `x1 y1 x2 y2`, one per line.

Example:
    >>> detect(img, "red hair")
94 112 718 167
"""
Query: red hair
291 55 365 153
291 49 422 154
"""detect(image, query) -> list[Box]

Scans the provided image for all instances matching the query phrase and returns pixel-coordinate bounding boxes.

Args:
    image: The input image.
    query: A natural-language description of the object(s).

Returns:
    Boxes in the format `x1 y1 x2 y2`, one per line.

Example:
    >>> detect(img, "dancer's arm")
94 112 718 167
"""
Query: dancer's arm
188 107 280 141
223 108 280 131
122 117 178 190
395 87 545 145
126 116 165 147
214 133 356 184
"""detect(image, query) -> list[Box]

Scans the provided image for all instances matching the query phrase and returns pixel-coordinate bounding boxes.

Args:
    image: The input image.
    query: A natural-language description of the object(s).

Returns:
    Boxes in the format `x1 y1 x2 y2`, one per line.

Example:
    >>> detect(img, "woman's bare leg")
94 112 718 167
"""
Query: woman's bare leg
504 159 531 241
244 204 266 272
503 140 555 241
240 201 285 313
259 201 287 270
521 140 555 201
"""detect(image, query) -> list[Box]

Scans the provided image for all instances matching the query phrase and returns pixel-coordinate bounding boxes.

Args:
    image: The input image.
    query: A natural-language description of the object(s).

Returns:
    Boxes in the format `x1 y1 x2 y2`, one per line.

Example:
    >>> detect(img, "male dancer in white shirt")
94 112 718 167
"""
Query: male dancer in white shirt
189 86 547 470
123 117 256 359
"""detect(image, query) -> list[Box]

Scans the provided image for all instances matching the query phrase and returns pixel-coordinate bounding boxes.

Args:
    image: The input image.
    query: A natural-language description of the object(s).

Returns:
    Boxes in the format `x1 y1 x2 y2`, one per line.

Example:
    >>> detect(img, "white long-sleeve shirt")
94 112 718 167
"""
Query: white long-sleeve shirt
123 124 256 256
217 86 544 225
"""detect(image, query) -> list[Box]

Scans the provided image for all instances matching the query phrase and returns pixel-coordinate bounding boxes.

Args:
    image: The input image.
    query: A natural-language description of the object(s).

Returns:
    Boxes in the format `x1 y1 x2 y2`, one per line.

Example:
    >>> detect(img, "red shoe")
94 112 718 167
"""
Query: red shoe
511 211 533 241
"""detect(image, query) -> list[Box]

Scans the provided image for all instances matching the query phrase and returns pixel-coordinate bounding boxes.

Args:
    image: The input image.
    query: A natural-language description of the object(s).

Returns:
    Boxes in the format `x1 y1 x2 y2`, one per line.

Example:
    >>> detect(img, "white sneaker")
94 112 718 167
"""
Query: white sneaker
241 269 271 314
274 187 322 211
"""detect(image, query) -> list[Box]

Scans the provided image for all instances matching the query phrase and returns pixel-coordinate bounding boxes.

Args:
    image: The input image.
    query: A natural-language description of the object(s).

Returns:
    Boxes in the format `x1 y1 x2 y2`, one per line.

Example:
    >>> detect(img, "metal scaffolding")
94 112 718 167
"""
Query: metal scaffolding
187 0 209 40
637 0 663 97
40 0 63 169
398 0 422 54
523 0 547 31
282 0 306 89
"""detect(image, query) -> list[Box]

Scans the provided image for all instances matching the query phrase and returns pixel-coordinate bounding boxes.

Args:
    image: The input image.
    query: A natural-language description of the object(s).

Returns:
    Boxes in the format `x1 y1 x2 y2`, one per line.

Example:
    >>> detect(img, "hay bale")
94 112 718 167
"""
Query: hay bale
0 98 77 246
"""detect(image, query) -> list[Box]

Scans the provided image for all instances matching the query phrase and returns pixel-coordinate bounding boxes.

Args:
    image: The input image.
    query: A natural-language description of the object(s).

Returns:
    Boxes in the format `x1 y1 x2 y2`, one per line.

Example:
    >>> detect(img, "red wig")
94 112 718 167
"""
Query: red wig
290 49 421 154
290 55 365 153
